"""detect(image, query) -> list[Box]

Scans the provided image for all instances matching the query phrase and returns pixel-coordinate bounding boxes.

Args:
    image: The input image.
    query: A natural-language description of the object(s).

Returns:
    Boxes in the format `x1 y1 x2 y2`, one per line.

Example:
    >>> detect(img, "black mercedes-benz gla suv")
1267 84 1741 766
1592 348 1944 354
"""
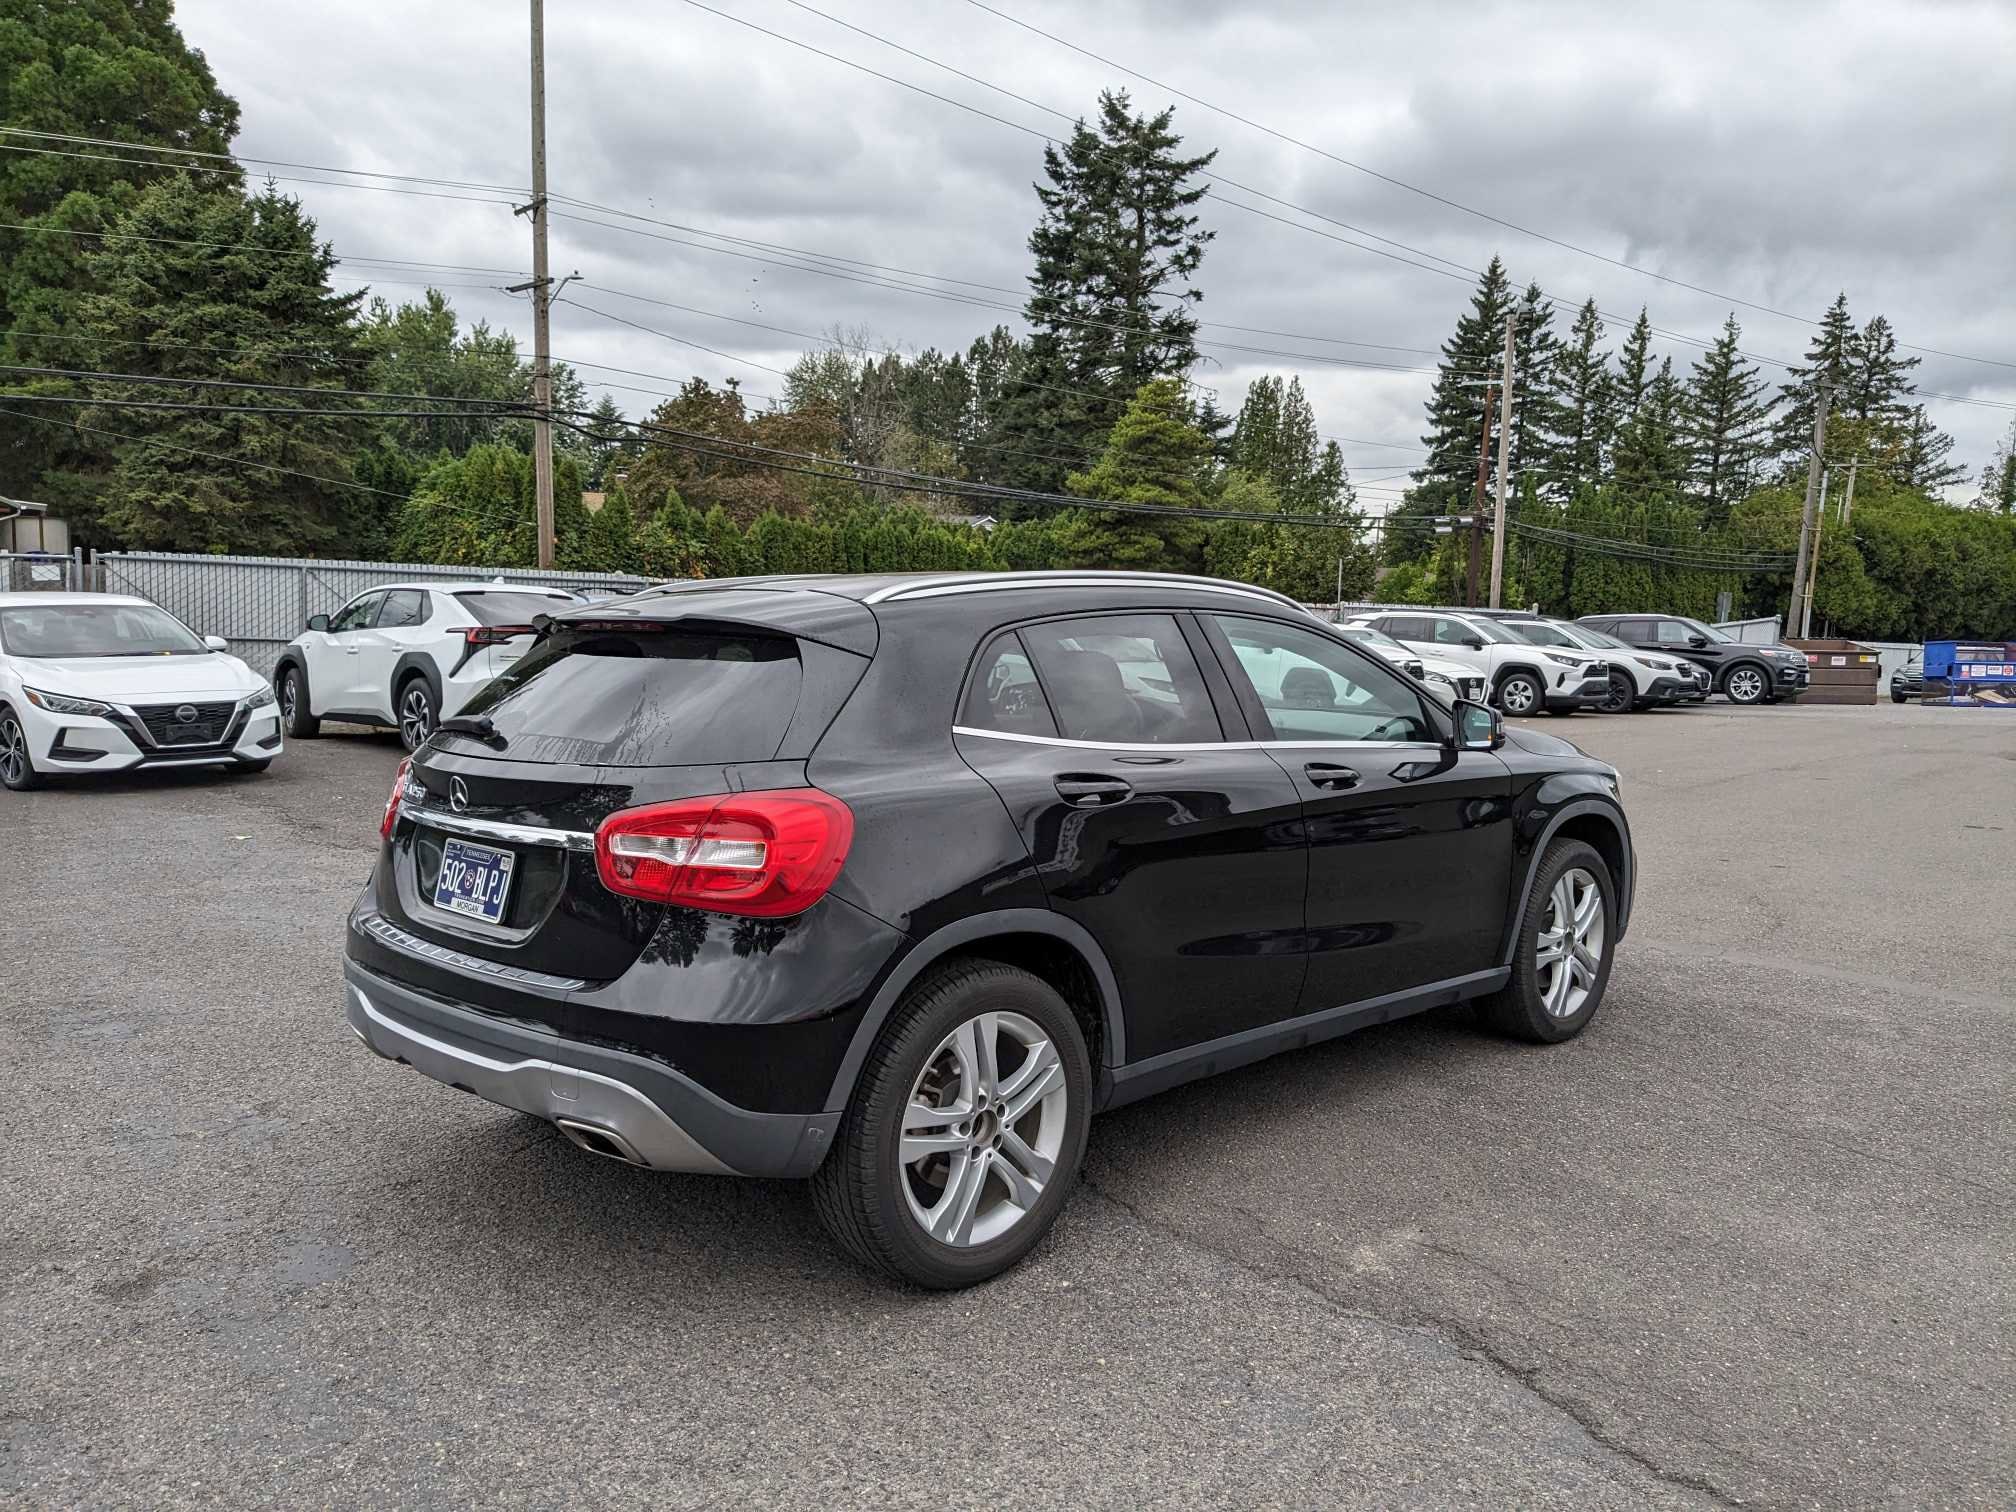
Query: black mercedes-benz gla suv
344 571 1634 1287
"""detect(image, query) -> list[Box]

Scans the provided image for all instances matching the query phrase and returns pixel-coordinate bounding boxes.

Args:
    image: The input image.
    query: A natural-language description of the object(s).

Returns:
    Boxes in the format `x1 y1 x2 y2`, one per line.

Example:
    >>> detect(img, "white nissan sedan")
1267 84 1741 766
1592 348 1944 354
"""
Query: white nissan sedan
0 593 282 791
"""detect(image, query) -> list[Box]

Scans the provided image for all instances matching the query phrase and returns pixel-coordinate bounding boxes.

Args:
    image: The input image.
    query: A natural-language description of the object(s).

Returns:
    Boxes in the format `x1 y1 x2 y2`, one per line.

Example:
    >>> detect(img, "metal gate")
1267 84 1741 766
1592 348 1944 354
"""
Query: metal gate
0 549 84 593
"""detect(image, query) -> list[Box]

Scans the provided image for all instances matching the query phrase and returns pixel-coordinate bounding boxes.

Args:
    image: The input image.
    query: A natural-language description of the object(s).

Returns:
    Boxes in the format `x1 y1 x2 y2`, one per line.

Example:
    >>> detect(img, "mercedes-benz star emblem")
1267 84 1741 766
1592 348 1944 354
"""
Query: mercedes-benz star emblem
449 777 470 814
174 704 198 723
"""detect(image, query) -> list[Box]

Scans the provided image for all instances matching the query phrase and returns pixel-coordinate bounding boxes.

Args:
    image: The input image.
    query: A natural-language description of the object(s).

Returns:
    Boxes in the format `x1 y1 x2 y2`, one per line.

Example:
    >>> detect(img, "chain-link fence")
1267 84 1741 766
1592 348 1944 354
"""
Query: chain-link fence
90 552 655 676
1 549 85 593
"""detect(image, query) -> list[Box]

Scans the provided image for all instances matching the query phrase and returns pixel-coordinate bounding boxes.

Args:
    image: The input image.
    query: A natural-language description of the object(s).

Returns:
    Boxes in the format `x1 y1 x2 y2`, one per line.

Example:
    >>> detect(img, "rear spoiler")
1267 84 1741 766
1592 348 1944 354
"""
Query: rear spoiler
535 586 879 657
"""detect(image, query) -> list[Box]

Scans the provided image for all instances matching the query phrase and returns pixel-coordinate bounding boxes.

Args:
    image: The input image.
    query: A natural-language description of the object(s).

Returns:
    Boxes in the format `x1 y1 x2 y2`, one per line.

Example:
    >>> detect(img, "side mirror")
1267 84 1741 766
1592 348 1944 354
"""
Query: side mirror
1463 635 1486 650
202 634 228 652
306 614 331 632
1688 634 1709 648
1454 698 1504 752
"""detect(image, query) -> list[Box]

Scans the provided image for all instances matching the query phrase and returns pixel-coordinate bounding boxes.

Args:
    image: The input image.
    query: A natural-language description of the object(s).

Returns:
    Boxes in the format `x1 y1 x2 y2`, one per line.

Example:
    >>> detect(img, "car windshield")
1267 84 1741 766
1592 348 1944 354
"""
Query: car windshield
1564 623 1631 652
1681 618 1735 643
1453 616 1517 644
1506 621 1577 649
1336 623 1409 657
0 602 207 657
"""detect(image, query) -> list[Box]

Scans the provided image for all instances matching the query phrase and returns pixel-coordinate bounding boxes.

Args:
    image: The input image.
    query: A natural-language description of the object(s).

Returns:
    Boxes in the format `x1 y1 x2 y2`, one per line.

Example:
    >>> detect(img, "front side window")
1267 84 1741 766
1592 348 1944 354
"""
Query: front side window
960 631 1058 738
329 593 382 633
1212 616 1433 744
1653 620 1692 645
0 602 206 658
1016 614 1222 745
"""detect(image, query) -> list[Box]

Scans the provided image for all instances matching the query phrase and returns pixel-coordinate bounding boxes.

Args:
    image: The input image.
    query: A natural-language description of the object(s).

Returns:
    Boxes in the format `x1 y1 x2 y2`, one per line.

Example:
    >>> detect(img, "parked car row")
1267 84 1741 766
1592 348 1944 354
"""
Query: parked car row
1333 604 1809 715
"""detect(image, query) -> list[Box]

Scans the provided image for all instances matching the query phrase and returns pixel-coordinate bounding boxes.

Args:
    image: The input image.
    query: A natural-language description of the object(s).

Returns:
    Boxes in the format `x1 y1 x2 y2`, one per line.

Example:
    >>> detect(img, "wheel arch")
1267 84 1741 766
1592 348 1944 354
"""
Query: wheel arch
1493 660 1547 688
1498 799 1634 965
821 910 1125 1115
392 652 443 711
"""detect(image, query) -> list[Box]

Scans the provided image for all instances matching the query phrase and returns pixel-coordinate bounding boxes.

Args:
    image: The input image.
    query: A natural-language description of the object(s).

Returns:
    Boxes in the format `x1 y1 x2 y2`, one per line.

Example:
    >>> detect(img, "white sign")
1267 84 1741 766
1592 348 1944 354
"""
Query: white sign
28 563 60 582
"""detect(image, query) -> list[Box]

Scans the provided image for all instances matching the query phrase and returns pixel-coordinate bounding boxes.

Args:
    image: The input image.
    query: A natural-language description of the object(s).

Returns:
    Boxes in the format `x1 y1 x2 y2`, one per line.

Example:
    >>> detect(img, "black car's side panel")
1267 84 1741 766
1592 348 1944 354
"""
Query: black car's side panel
955 730 1311 1063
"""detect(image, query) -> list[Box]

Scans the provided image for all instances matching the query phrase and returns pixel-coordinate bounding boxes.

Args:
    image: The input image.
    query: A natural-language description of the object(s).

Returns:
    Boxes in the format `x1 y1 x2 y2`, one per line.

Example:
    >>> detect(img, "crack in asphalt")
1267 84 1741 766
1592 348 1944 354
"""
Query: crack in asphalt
1078 1173 1742 1509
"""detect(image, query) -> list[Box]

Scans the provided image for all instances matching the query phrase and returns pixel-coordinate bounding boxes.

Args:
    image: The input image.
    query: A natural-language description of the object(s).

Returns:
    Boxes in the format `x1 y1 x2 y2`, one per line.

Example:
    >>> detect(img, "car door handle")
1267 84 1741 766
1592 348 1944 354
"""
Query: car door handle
1303 762 1361 790
1054 774 1131 807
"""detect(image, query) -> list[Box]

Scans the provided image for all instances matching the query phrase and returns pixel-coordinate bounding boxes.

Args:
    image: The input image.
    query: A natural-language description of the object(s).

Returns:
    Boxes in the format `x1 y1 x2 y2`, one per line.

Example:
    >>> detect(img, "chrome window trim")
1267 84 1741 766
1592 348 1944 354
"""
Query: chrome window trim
863 572 1307 611
952 725 1443 754
398 800 596 852
358 913 589 990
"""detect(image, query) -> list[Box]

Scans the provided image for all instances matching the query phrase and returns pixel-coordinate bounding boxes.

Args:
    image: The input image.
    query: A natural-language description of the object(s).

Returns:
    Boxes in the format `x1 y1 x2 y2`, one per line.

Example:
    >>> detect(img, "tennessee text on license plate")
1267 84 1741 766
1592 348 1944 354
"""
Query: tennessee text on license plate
433 837 515 923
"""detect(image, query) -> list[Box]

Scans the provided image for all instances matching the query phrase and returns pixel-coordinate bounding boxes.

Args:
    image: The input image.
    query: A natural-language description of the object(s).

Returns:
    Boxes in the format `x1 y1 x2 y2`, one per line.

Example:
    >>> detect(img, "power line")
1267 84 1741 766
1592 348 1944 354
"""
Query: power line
0 126 528 196
0 405 413 498
0 393 523 420
958 0 2014 374
0 140 521 209
0 220 528 277
0 363 531 409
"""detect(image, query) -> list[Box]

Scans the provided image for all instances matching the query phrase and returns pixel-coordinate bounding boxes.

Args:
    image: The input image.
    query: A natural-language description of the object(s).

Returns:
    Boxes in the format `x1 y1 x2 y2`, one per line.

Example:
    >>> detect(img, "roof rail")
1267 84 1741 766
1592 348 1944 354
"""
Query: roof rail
860 570 1307 610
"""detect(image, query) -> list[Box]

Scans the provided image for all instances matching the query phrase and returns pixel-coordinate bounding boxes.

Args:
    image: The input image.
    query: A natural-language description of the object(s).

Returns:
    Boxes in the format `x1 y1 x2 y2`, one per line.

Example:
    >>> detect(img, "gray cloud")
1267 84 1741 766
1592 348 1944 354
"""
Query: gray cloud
178 0 2016 498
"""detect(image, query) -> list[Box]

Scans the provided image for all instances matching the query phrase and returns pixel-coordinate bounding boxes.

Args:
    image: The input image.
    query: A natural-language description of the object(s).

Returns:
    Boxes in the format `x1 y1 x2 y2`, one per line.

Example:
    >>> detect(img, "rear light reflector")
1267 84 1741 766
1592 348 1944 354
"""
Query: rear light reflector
381 756 412 841
594 788 854 917
461 624 536 648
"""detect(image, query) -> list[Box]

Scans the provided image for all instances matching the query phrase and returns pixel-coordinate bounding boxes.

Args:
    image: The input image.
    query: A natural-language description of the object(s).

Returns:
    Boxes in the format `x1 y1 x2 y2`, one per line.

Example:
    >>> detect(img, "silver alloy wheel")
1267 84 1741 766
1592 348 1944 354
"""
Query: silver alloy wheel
399 684 433 749
1727 667 1765 703
279 674 298 723
1500 675 1539 715
900 1010 1068 1248
0 717 26 785
1535 866 1605 1018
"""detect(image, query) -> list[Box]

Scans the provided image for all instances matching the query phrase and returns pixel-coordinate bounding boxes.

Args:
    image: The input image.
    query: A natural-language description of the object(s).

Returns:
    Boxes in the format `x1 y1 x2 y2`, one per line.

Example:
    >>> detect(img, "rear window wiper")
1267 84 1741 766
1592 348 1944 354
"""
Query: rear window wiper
437 714 507 747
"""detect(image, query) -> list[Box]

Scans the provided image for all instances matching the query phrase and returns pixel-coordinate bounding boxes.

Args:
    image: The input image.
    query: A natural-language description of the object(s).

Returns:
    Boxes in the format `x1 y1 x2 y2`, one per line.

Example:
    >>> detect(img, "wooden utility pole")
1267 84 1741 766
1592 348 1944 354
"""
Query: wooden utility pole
1801 469 1829 638
1488 312 1518 608
1840 454 1860 530
1786 383 1829 640
1467 386 1493 606
526 0 555 568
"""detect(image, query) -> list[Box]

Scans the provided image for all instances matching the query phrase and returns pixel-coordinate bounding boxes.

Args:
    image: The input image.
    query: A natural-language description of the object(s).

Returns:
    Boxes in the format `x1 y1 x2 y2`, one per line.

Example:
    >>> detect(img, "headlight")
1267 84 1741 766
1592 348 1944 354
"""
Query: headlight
1541 651 1583 667
22 686 114 717
242 686 276 711
1424 670 1455 686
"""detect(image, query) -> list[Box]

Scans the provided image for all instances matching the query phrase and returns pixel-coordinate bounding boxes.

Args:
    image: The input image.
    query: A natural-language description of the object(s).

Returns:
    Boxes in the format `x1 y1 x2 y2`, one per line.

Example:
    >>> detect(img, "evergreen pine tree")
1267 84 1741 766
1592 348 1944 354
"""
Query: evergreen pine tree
1773 293 1858 466
1394 256 1516 559
73 176 366 553
1614 358 1688 505
1542 299 1615 498
998 90 1216 492
1978 416 2016 514
1681 315 1774 522
1060 378 1211 569
1841 314 1918 441
1507 282 1560 484
1896 405 1966 493
1615 309 1655 415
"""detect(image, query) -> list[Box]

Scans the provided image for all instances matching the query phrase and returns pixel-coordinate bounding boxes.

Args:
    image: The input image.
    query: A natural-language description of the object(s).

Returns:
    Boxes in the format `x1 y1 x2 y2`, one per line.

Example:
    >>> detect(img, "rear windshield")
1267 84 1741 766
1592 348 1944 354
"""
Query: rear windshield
455 623 802 765
454 590 577 626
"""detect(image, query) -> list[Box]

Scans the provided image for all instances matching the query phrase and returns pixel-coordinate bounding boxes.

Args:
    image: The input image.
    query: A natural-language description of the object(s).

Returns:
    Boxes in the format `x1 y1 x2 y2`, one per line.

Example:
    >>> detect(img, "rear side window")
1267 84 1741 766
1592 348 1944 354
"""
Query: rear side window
961 632 1058 738
455 590 576 626
377 589 430 628
1383 615 1432 642
456 624 803 766
1017 614 1222 745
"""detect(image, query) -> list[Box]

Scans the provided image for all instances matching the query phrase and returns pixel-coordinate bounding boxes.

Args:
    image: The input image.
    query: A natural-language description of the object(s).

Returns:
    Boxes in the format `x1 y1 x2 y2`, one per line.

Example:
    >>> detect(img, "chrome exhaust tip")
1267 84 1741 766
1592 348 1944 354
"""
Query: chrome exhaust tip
555 1118 648 1167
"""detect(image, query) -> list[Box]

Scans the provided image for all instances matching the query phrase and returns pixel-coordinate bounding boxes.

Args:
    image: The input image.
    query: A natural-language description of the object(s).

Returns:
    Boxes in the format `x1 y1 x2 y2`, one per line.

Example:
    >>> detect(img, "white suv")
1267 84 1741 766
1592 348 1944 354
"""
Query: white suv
1343 608 1612 717
274 582 581 751
1 593 281 789
1497 617 1707 712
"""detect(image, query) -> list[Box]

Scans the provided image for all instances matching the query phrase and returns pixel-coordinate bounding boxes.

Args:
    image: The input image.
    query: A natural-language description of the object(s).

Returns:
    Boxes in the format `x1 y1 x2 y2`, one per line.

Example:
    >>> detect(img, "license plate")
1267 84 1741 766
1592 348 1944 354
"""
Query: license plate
432 837 515 923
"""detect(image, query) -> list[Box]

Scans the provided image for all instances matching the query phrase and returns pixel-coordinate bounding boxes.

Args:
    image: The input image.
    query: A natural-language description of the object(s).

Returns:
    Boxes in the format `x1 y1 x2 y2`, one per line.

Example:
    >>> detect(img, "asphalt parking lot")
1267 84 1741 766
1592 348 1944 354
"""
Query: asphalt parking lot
3 702 2011 1509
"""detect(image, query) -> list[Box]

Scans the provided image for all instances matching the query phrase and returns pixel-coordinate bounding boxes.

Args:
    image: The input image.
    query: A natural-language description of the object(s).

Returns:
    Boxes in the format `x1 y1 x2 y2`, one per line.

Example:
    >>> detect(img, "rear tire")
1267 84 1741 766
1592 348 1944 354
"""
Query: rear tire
396 675 436 753
279 666 319 738
1477 838 1617 1044
0 707 43 791
812 959 1091 1289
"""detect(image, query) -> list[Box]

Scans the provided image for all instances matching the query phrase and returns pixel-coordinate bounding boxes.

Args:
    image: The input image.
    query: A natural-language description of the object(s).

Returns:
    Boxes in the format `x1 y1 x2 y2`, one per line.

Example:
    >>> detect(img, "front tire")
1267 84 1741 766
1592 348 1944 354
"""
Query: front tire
279 667 319 738
1891 691 1908 704
1495 671 1543 717
396 676 436 753
1597 673 1634 715
1723 664 1769 705
812 960 1091 1289
0 707 43 791
1477 838 1617 1044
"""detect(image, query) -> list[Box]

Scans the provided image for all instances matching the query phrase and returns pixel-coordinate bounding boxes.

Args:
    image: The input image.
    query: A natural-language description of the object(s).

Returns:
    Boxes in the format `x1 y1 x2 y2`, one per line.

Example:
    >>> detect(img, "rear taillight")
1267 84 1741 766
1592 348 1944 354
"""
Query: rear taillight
594 788 854 917
381 756 411 841
462 624 535 648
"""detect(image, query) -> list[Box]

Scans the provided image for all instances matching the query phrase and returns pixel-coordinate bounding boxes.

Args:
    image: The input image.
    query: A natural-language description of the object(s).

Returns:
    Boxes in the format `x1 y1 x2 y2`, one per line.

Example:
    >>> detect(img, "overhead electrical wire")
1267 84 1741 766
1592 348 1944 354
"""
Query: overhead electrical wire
956 0 2015 373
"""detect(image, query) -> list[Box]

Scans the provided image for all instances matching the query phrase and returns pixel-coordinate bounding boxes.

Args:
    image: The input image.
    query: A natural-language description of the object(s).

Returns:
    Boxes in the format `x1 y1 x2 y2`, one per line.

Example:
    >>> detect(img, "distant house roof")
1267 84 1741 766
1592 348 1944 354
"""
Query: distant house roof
943 513 998 530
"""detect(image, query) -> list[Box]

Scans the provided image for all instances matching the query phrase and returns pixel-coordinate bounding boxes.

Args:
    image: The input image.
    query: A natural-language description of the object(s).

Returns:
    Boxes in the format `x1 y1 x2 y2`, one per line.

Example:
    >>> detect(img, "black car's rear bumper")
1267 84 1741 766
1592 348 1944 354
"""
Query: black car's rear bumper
343 958 841 1178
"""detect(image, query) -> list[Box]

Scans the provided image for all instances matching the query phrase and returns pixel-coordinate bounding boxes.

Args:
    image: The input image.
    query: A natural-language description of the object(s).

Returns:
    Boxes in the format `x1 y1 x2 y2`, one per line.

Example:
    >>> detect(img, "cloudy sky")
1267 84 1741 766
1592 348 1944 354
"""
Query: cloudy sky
177 0 2016 507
